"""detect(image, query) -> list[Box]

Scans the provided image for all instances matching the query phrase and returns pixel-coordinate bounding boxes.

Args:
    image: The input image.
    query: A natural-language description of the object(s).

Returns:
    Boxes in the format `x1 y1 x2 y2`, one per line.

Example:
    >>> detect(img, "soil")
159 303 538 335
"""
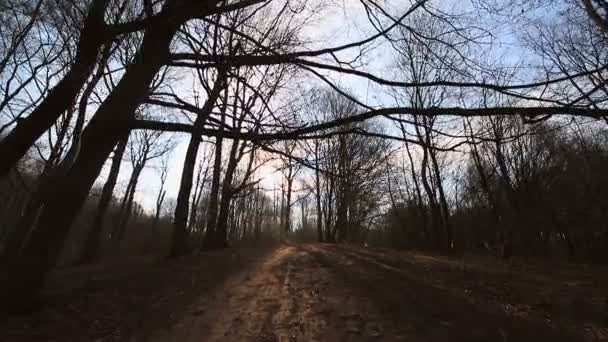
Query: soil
3 243 608 341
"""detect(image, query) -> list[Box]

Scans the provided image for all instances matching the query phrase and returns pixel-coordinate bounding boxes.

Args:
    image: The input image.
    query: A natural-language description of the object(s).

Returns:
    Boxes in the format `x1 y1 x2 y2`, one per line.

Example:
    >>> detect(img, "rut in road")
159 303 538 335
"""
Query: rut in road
150 244 579 342
153 245 336 341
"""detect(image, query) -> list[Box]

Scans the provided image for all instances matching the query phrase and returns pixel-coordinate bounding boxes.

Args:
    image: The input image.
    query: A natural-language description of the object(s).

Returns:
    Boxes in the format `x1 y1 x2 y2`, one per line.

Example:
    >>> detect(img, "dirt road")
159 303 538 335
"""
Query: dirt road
5 243 606 341
150 244 589 342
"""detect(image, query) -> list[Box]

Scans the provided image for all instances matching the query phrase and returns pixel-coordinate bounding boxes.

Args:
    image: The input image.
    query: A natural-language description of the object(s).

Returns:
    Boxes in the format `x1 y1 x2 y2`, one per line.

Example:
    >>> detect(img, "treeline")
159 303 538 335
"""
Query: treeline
289 112 608 264
0 142 285 264
0 161 173 263
382 118 608 263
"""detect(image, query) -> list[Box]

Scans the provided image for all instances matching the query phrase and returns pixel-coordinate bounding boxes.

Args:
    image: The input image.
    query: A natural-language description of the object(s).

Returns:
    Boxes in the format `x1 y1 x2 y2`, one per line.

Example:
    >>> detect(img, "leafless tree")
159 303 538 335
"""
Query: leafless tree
112 126 173 242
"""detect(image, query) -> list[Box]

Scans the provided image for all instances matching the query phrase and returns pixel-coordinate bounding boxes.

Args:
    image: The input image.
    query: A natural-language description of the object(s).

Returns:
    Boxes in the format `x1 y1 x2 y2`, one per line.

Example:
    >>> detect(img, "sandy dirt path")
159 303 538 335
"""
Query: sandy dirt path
150 244 584 342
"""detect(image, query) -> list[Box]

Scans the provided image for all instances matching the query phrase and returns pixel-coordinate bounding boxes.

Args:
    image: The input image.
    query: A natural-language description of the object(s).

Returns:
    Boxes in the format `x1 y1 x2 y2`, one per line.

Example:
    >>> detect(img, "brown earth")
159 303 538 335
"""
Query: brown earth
3 243 608 341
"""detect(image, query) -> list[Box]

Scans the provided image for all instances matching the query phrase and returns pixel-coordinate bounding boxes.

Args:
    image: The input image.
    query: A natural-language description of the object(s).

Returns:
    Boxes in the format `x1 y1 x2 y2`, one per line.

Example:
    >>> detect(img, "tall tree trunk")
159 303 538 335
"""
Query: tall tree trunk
214 138 242 248
202 135 224 249
325 175 335 242
465 119 500 248
215 192 232 248
170 75 224 257
0 11 182 311
416 121 441 249
0 0 108 179
429 143 453 251
279 184 285 236
187 162 208 233
314 142 323 242
494 134 516 258
422 116 453 251
3 108 75 258
117 167 138 225
402 122 428 244
154 190 166 224
283 166 294 235
114 165 142 242
78 132 128 264
334 136 347 241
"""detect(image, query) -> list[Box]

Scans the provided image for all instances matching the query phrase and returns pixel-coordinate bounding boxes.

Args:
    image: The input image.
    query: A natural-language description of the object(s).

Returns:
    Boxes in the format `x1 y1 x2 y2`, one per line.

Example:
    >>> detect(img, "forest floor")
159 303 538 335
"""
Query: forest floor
3 243 608 341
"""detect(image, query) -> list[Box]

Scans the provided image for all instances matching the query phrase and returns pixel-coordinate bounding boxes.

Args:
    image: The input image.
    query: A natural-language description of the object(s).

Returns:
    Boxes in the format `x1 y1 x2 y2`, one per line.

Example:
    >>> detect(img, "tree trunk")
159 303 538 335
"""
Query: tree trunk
214 137 241 248
324 175 335 243
283 169 294 234
416 123 441 249
465 119 500 249
0 0 108 179
314 143 323 242
154 190 166 224
429 143 453 251
0 12 182 311
402 123 428 245
202 135 224 249
171 75 224 257
492 120 516 258
187 163 207 233
114 165 142 242
2 108 76 258
78 132 128 264
422 116 453 251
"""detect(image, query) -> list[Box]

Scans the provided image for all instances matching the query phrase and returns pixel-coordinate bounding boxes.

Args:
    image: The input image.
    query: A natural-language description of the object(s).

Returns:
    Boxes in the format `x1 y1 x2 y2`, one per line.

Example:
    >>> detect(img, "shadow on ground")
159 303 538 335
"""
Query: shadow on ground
4 243 606 341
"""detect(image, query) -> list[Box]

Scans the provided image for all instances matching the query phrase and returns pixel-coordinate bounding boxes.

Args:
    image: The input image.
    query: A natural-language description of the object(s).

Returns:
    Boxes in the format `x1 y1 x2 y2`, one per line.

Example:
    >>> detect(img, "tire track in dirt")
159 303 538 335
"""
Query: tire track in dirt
335 244 608 341
150 243 583 341
158 246 292 341
150 245 331 342
304 243 582 342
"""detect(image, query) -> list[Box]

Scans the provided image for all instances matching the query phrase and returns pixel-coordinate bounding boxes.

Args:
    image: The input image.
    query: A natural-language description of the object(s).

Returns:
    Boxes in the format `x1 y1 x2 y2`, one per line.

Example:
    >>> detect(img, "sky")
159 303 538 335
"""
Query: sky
2 0 570 214
105 0 537 212
109 0 404 212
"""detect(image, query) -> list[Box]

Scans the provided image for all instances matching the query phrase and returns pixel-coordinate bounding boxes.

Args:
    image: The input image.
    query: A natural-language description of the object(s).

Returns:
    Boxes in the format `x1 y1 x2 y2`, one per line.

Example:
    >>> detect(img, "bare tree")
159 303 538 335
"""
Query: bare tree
78 131 129 263
112 127 173 242
170 70 226 256
154 154 169 225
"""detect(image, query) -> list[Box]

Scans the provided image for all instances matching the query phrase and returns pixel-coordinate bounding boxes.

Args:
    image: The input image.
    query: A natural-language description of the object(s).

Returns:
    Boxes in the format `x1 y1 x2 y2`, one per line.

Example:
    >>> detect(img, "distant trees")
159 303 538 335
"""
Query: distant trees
380 2 608 260
300 89 390 243
278 141 302 236
459 118 608 261
113 127 173 242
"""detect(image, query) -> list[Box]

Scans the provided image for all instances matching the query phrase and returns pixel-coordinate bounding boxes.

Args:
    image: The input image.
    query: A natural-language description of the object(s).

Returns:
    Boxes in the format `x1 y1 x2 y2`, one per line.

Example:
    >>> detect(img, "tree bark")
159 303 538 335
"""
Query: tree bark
414 116 442 249
402 123 428 244
490 118 516 258
187 163 208 233
170 74 224 257
202 136 224 249
113 165 143 242
314 142 323 242
429 141 453 251
214 137 242 248
283 166 294 234
79 132 129 263
423 116 453 251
